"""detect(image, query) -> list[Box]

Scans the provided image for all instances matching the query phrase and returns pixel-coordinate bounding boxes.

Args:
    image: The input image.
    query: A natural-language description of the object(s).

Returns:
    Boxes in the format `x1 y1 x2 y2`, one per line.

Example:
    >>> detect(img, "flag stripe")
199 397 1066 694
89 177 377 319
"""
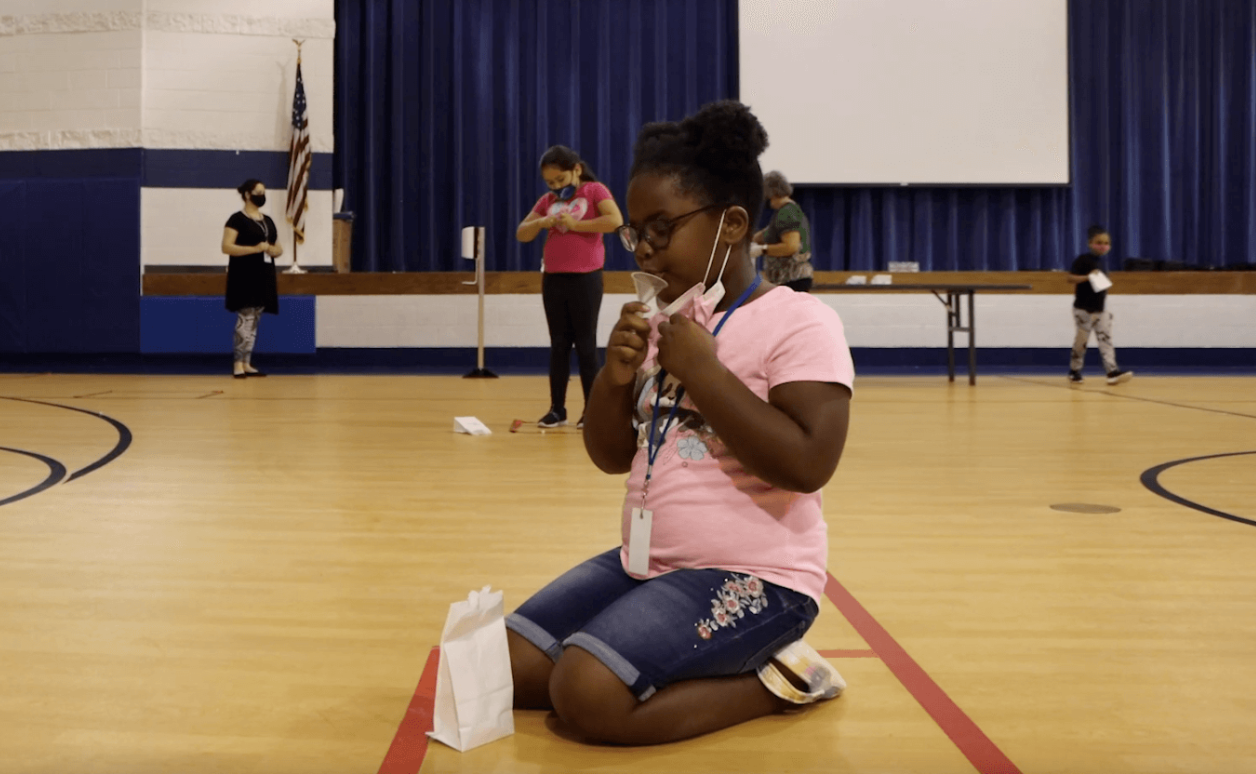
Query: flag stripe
285 62 311 244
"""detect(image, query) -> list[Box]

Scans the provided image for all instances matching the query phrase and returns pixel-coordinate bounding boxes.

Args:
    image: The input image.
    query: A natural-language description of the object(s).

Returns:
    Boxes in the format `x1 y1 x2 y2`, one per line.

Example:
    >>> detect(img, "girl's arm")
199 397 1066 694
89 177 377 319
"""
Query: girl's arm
517 211 554 242
563 198 625 234
656 316 851 493
583 302 651 473
582 369 640 474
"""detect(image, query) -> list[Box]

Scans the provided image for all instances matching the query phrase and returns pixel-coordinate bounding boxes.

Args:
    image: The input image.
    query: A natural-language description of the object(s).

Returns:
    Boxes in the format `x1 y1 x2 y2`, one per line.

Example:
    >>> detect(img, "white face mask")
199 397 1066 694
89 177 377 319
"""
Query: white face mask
631 209 732 329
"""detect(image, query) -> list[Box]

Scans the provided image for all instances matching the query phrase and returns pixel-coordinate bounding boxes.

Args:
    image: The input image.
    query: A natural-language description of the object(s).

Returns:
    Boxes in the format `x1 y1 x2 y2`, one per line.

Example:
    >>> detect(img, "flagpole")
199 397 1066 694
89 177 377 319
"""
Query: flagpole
285 39 308 274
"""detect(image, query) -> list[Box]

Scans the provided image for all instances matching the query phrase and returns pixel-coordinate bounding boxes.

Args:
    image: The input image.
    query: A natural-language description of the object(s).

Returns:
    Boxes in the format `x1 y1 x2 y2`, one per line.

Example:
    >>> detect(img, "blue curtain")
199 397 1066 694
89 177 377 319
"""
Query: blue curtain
335 0 737 272
335 0 1256 272
1068 0 1256 269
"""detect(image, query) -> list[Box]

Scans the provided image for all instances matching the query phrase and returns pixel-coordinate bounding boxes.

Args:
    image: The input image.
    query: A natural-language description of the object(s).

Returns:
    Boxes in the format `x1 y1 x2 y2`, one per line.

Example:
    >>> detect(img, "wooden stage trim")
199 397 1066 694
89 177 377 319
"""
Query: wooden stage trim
142 270 1256 297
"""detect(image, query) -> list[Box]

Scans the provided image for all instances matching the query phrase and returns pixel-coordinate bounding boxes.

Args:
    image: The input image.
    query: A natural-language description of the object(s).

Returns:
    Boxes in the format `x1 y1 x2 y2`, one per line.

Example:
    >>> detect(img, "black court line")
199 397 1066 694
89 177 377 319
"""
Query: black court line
0 397 133 483
1000 376 1256 421
1140 451 1256 528
0 447 68 507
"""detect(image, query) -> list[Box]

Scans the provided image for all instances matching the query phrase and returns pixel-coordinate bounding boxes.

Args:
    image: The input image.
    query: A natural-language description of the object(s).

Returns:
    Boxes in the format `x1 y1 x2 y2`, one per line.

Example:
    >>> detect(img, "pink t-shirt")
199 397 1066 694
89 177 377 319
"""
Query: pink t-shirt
621 286 855 603
530 181 613 274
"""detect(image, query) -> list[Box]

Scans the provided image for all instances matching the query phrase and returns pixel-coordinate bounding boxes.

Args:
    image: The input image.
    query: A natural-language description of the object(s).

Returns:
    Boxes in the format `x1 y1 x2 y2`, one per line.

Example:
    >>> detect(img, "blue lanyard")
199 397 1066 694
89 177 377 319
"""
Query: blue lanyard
643 274 762 497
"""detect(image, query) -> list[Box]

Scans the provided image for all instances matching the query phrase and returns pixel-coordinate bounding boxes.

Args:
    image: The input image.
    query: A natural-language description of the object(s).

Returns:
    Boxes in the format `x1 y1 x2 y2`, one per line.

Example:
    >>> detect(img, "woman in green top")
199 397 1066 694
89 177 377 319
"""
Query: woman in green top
752 170 813 292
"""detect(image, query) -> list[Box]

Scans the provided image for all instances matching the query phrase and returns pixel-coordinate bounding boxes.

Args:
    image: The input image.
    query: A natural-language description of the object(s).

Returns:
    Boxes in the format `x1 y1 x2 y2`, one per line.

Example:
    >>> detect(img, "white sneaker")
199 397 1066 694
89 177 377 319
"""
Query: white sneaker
756 639 846 704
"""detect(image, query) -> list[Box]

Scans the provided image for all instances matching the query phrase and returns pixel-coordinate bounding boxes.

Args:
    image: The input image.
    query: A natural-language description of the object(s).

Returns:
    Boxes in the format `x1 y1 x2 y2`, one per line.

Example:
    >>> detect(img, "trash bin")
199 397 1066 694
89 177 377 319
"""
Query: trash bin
333 212 354 273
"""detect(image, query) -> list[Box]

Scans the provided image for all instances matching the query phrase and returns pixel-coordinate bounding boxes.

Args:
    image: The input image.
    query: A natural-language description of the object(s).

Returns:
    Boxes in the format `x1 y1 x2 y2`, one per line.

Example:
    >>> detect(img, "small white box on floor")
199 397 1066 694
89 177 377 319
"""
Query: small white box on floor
454 416 492 435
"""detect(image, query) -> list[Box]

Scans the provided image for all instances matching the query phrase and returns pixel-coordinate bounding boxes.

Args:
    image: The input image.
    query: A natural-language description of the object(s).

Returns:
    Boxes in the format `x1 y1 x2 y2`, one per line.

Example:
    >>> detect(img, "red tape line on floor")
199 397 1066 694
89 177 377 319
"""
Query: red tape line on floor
824 574 1022 774
377 647 440 774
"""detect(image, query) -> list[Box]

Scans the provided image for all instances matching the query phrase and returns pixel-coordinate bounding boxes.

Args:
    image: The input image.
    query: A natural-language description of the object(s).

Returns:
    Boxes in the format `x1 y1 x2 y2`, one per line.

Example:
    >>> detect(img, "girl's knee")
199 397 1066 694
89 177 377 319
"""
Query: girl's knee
549 647 636 742
508 630 557 709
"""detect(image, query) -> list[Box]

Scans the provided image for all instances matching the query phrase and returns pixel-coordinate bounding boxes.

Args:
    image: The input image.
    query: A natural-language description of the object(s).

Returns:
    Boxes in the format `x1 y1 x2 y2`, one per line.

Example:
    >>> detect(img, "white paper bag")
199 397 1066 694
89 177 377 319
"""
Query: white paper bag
1088 271 1113 292
427 586 515 752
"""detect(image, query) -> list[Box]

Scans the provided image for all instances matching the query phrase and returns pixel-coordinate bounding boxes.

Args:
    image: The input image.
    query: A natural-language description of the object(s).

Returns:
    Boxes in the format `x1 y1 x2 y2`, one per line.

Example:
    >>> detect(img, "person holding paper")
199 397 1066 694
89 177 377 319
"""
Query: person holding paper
505 102 854 745
751 170 814 292
1065 224 1132 385
222 179 282 378
516 146 624 428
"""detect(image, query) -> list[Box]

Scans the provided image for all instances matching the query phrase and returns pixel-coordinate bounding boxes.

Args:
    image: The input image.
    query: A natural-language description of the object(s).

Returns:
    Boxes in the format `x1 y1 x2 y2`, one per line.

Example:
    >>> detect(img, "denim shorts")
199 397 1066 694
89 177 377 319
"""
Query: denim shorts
506 548 819 701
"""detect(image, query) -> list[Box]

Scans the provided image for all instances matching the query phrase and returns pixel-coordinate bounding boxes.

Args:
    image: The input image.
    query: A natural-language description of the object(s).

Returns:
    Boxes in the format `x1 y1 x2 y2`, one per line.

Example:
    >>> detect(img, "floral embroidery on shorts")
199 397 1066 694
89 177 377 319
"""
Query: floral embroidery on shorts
696 574 769 640
676 435 709 461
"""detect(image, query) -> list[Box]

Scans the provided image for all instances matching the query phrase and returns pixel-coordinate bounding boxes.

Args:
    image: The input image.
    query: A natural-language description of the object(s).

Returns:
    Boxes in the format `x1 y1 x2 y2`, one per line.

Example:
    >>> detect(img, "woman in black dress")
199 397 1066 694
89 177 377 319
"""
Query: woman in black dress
222 179 283 378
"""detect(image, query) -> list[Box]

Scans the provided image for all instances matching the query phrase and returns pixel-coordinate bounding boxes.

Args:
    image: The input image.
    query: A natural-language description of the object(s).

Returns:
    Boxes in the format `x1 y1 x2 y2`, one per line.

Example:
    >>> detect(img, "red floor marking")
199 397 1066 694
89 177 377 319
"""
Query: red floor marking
378 647 440 774
825 574 1022 774
817 648 878 658
381 581 1022 774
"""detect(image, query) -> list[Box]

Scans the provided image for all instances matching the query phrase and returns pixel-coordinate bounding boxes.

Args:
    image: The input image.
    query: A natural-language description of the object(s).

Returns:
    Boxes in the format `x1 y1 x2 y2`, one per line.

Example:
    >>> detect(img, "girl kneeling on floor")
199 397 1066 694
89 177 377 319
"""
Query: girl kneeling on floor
505 100 856 745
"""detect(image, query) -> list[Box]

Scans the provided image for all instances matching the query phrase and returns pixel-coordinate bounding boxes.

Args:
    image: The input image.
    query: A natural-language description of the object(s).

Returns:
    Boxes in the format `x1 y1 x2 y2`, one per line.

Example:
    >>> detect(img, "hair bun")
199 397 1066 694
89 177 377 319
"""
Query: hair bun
682 100 769 171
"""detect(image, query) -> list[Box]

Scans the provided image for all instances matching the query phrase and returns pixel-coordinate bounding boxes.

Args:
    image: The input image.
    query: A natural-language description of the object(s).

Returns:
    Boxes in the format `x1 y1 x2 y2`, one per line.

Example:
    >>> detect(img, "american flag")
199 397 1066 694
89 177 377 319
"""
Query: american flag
285 60 311 244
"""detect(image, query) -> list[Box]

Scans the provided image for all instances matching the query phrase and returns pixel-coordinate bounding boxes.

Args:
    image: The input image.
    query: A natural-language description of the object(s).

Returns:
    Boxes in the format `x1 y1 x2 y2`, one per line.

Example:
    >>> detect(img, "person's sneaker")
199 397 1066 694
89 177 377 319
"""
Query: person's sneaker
538 407 567 428
756 639 846 704
1106 370 1133 385
1068 370 1084 383
576 414 585 430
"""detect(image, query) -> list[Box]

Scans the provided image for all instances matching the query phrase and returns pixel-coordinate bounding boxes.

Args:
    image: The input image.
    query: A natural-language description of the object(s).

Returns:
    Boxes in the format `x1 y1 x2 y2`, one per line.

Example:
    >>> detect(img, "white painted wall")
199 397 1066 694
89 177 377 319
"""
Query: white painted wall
1 3 334 150
0 3 143 145
141 29 333 152
143 188 333 268
315 294 1256 350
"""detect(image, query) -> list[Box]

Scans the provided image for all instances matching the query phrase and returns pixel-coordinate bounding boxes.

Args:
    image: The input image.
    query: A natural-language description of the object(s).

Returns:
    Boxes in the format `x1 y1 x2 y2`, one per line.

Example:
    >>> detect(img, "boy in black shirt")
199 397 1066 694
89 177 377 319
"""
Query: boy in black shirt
1066 225 1133 385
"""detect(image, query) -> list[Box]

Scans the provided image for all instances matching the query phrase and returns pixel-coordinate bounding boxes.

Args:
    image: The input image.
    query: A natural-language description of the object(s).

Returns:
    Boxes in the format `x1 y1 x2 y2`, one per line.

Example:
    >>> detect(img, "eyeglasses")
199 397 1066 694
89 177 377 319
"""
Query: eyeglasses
617 204 727 252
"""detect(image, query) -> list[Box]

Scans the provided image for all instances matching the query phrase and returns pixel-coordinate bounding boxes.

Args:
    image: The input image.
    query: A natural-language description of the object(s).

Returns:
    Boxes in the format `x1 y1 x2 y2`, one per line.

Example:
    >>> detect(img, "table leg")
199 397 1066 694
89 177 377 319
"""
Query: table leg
946 293 956 382
967 290 976 385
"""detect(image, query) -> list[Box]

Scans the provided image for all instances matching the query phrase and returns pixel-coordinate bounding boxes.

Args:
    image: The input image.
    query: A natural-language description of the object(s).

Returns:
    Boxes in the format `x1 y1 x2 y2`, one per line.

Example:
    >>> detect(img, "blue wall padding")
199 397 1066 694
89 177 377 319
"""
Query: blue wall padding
0 148 143 179
140 296 316 354
0 178 141 353
142 150 333 190
0 148 331 189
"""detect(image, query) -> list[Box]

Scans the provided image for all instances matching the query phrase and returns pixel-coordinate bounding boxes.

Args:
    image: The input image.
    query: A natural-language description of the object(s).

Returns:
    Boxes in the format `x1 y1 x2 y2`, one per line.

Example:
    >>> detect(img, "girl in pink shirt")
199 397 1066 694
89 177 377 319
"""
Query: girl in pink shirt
506 103 855 745
515 146 624 428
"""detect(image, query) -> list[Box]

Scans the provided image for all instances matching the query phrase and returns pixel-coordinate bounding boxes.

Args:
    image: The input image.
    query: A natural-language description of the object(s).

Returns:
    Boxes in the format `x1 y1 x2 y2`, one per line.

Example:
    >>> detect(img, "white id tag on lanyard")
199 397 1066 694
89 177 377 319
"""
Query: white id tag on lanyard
627 507 653 576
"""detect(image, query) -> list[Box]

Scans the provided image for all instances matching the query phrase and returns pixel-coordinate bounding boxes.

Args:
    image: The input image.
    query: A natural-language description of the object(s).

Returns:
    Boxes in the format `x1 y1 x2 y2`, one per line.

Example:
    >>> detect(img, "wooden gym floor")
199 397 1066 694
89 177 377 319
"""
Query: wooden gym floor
1 372 1253 774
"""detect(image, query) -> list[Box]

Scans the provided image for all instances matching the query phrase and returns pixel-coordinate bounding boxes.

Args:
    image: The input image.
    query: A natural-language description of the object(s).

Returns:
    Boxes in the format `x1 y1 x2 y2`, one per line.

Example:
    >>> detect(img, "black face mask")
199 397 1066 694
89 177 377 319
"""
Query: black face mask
250 193 266 207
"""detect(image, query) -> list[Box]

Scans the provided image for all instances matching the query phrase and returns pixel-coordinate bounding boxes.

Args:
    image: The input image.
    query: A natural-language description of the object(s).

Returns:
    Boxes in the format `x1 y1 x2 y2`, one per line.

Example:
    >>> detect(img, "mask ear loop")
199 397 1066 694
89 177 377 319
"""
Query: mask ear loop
702 209 728 288
714 244 732 288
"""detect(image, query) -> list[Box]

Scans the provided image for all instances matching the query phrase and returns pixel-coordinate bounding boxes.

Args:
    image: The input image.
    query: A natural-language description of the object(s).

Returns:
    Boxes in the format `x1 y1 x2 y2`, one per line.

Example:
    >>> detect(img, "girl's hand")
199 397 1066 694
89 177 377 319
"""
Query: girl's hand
657 314 717 383
557 212 578 231
605 302 651 387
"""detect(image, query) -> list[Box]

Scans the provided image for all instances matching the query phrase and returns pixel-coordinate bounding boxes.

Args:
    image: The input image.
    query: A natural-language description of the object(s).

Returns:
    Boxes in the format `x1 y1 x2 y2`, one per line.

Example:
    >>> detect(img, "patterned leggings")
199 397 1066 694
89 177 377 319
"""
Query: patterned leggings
233 307 263 363
1070 308 1118 373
